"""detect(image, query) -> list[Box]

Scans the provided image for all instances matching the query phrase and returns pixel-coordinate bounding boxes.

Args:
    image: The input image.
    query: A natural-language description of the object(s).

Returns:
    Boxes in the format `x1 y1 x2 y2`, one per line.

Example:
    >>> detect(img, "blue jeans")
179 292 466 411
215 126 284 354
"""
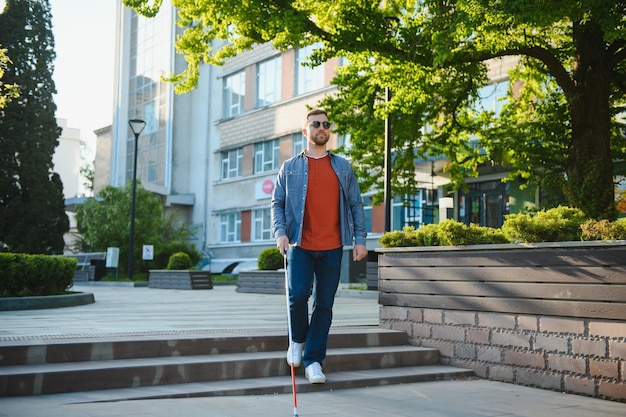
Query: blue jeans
287 246 343 367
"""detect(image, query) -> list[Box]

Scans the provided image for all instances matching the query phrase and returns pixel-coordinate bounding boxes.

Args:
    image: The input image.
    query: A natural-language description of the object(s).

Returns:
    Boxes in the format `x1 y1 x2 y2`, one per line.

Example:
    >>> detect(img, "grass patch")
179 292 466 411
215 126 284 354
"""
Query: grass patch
347 282 367 291
211 274 238 282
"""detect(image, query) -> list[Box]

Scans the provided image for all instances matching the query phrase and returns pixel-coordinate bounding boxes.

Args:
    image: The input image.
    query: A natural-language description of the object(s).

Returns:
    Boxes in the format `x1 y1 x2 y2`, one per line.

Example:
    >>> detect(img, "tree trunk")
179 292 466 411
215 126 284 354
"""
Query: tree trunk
566 22 616 220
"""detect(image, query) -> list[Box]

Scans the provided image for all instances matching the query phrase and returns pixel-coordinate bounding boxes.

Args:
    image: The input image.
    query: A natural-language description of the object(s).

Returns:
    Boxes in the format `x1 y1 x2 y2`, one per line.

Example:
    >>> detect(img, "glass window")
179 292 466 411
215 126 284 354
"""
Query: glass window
296 43 324 95
257 56 282 107
252 208 273 241
220 212 241 243
292 133 306 156
476 80 509 116
221 148 243 179
254 139 279 173
337 132 352 151
224 71 245 117
362 196 373 234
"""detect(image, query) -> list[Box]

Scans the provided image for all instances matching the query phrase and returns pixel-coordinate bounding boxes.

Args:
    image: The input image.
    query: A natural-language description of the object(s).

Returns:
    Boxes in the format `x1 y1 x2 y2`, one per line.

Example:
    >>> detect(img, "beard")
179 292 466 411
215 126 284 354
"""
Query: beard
310 132 329 146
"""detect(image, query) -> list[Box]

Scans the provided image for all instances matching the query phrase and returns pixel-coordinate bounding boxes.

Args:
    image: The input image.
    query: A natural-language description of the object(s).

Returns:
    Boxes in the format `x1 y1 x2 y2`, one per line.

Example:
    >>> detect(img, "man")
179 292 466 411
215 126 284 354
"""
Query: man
271 108 368 384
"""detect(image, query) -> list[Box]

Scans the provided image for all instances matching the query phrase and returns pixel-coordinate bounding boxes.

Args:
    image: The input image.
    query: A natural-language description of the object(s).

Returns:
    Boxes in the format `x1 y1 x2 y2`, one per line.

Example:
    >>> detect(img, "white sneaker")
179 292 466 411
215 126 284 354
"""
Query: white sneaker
286 342 304 367
305 362 326 384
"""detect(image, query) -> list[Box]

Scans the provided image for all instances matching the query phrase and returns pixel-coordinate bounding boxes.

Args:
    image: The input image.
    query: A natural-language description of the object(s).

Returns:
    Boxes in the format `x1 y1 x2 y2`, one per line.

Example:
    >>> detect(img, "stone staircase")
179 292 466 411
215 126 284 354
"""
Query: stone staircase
0 327 473 402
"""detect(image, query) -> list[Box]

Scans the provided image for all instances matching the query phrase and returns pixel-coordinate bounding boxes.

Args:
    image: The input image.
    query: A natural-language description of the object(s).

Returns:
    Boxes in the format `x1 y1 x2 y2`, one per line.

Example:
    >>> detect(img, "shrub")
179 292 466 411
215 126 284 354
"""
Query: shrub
581 218 626 240
153 241 201 269
438 220 509 245
257 247 283 270
0 253 76 297
380 221 507 248
501 206 587 243
166 252 193 270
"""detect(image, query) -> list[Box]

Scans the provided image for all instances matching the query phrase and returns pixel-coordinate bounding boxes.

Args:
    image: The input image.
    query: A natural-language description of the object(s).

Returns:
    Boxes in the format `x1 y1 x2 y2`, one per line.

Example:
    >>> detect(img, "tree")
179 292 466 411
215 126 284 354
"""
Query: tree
0 47 19 109
74 181 200 274
75 181 163 275
0 0 69 254
124 0 626 220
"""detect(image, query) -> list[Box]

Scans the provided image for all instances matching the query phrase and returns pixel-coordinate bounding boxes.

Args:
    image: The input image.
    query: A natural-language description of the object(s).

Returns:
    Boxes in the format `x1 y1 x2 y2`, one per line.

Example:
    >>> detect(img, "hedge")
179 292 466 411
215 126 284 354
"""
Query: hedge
0 253 76 297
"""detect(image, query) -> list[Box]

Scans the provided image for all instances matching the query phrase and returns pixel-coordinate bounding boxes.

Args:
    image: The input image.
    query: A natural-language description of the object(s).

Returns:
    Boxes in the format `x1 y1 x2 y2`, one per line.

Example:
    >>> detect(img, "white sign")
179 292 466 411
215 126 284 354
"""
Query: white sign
106 247 119 268
255 179 275 200
142 245 154 261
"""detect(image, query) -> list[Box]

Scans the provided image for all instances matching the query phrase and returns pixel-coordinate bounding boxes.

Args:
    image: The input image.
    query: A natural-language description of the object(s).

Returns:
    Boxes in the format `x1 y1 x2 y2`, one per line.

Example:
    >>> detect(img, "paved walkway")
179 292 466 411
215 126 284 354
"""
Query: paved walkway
1 284 625 416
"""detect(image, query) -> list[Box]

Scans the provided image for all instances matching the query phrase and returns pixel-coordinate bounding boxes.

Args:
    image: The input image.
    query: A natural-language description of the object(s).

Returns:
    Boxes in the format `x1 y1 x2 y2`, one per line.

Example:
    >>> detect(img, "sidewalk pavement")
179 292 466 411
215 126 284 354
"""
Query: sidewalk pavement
1 284 625 416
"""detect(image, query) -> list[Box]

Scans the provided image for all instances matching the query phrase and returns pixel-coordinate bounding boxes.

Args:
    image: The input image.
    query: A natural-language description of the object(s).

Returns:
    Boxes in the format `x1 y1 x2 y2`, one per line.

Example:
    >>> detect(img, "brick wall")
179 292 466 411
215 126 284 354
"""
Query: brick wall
380 307 626 402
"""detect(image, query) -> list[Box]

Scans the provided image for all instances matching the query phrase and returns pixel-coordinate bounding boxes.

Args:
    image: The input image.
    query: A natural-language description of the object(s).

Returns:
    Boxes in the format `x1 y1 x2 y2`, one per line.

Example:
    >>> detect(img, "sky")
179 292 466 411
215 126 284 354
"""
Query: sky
0 0 118 147
48 0 117 146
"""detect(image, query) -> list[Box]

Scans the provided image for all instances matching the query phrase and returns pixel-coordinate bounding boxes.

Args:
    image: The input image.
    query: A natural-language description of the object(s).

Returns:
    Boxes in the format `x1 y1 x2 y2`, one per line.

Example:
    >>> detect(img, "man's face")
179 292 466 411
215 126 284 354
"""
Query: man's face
303 115 331 147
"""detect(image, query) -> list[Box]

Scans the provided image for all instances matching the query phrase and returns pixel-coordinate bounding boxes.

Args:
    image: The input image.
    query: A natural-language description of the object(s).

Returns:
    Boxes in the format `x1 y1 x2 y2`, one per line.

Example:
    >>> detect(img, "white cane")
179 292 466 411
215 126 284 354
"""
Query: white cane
284 254 299 417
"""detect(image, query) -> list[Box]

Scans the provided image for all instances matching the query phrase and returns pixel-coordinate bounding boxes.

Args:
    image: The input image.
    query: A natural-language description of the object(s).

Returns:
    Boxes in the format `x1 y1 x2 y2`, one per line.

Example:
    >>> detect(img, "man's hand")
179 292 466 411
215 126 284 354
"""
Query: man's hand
353 244 368 262
276 235 290 256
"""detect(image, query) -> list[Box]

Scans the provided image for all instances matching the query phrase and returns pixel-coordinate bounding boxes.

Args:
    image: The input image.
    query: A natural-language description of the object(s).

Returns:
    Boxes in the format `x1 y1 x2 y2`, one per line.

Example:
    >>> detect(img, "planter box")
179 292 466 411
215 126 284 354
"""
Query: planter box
148 270 213 290
377 240 626 320
376 240 626 402
237 270 285 294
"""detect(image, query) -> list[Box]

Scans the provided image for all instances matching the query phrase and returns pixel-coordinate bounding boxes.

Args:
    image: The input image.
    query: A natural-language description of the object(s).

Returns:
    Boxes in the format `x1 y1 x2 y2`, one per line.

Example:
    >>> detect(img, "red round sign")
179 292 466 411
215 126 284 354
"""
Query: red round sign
262 179 274 194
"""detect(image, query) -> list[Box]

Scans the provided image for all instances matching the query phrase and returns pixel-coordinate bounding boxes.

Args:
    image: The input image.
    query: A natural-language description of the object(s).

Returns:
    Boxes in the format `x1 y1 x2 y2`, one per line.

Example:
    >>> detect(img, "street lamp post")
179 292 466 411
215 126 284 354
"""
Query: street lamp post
384 87 392 233
128 119 146 280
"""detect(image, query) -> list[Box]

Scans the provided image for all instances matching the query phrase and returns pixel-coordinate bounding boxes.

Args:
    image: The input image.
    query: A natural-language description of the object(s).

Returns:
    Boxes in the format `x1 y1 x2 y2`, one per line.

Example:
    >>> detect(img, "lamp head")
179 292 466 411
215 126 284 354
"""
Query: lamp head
128 119 146 136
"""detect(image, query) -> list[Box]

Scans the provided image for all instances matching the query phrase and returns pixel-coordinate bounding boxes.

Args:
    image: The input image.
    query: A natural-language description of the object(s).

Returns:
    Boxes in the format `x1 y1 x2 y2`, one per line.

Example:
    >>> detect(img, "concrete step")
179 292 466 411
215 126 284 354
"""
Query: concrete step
1 345 439 396
38 365 474 404
0 327 406 366
0 327 474 398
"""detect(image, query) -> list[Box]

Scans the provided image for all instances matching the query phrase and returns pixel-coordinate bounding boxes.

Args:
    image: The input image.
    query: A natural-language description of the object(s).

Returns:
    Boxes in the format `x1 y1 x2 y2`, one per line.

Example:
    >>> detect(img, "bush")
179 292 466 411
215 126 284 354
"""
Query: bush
166 252 193 270
437 219 508 246
0 253 76 297
257 247 283 270
379 221 507 248
581 218 626 240
153 241 201 269
502 206 587 243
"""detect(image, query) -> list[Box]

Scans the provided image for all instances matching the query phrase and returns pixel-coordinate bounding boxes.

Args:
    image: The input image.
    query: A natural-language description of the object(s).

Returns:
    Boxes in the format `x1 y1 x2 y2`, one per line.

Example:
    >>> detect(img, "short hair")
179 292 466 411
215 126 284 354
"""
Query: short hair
303 108 328 127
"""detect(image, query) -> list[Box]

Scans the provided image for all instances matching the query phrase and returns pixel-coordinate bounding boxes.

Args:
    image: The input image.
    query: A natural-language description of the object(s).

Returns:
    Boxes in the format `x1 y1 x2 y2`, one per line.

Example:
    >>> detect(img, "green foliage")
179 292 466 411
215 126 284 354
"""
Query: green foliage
0 253 76 297
0 47 19 108
379 225 439 247
166 252 193 270
257 247 283 270
379 221 507 248
381 207 626 247
74 182 201 275
152 240 201 270
581 218 626 241
0 0 69 254
124 0 626 220
501 206 587 243
437 220 509 246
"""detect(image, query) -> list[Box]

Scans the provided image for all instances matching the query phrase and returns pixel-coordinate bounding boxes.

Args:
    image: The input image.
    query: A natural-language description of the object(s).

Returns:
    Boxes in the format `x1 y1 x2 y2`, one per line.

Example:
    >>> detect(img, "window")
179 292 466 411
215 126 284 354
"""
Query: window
220 212 241 243
253 208 273 241
292 133 306 156
337 132 352 151
296 43 324 95
224 71 245 117
476 81 509 115
257 56 282 107
254 139 279 173
221 148 243 179
362 196 373 234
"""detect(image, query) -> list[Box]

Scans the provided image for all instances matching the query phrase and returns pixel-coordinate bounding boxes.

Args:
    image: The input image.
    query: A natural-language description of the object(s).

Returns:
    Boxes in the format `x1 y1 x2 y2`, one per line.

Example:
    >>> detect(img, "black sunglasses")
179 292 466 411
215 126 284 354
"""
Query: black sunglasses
309 121 332 129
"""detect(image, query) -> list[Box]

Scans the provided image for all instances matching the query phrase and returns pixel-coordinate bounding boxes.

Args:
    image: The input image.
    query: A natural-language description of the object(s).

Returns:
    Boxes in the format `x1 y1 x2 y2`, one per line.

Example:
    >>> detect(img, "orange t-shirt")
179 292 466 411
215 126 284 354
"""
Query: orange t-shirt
300 155 341 250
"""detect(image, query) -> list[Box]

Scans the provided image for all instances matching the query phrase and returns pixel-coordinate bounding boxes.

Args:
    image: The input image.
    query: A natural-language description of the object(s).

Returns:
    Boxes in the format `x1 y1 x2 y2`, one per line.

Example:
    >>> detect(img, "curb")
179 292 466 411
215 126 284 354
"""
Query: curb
0 292 95 311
